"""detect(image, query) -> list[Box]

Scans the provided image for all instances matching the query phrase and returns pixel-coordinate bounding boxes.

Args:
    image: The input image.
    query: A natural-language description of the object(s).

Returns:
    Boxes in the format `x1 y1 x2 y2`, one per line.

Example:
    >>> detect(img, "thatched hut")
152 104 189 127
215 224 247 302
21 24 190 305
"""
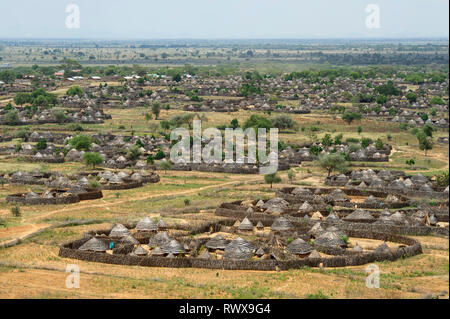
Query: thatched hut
315 231 347 248
135 217 158 232
286 238 313 257
270 217 294 232
131 245 149 256
78 237 108 252
109 224 131 238
224 237 255 260
148 231 171 247
238 217 254 231
343 209 375 223
205 235 230 251
162 239 186 255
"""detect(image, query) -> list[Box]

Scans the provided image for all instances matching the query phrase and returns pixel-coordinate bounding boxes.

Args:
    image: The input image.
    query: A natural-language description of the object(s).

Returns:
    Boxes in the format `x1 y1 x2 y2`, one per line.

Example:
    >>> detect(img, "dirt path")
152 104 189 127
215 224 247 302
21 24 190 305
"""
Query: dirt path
0 176 260 247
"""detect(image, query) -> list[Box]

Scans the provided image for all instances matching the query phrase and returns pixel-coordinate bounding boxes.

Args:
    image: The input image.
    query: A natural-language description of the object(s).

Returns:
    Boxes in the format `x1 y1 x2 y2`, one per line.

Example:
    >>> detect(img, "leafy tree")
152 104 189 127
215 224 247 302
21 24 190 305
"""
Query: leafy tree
69 135 92 151
321 134 333 147
357 126 362 134
374 80 401 96
230 118 239 129
14 92 32 106
152 102 161 120
264 173 281 189
146 154 155 164
334 133 343 145
429 96 444 105
341 112 362 125
172 73 181 82
405 92 417 103
36 138 47 150
159 160 172 174
376 95 387 105
417 131 433 156
242 115 273 130
3 110 19 125
375 138 384 150
83 152 104 168
361 138 372 149
317 153 347 177
155 149 165 160
422 123 434 137
66 86 83 97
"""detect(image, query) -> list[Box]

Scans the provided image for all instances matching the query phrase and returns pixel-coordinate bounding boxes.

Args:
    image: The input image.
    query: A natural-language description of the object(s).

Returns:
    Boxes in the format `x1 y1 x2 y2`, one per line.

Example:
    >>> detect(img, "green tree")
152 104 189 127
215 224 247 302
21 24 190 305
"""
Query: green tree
342 112 362 125
83 152 104 168
69 135 92 151
3 110 19 125
287 170 296 183
242 115 273 130
152 102 161 120
317 153 347 177
405 92 417 103
417 131 433 156
36 138 47 150
422 123 434 137
375 138 384 150
321 134 333 147
429 96 444 105
230 118 239 129
264 173 281 189
376 95 387 105
159 160 172 174
66 86 83 97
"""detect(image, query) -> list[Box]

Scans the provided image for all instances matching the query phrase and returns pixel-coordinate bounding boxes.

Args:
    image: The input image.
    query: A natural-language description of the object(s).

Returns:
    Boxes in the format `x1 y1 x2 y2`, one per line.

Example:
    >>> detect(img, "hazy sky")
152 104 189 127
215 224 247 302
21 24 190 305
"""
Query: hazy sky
0 0 448 39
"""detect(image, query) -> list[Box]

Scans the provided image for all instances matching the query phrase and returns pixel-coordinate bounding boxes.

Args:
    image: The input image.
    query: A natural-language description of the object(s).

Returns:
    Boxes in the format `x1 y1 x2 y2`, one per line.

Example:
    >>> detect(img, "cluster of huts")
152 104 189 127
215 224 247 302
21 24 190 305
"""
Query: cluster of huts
326 169 449 196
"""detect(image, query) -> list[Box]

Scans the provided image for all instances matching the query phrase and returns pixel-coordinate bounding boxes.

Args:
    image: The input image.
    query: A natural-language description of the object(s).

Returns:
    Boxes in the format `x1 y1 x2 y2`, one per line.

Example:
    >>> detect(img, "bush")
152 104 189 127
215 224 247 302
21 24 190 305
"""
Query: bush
155 149 165 160
375 138 384 150
271 115 296 130
184 199 191 206
11 205 21 217
242 115 273 131
435 171 449 187
36 138 47 150
88 179 101 189
66 86 83 97
126 145 141 160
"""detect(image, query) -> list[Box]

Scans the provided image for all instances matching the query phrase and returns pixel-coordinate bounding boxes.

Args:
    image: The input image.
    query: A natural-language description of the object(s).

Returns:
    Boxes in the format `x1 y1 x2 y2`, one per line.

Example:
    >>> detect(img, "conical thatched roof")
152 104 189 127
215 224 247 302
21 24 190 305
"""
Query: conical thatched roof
419 184 433 192
364 195 379 204
121 234 139 245
166 253 175 258
148 231 171 247
308 223 324 237
299 201 313 212
311 211 324 220
270 216 294 232
79 237 108 252
286 238 313 255
256 221 264 229
198 250 211 259
162 239 186 254
255 247 265 256
133 245 148 256
315 231 346 248
224 237 255 260
262 197 289 210
246 207 254 214
151 246 164 256
205 235 230 250
135 217 158 231
390 211 407 224
308 250 321 259
343 209 375 222
157 219 167 229
326 212 340 222
292 187 313 198
109 224 131 238
255 199 265 207
330 189 348 201
238 217 254 231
